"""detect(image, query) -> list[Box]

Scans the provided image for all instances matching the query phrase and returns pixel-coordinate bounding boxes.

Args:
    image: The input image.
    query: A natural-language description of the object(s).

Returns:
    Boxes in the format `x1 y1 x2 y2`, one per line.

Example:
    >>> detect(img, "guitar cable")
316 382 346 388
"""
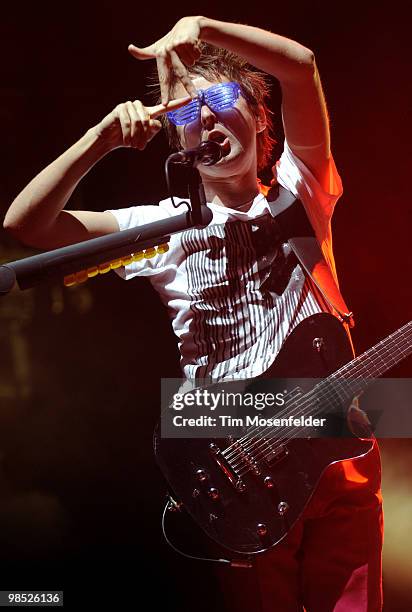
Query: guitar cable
161 499 253 569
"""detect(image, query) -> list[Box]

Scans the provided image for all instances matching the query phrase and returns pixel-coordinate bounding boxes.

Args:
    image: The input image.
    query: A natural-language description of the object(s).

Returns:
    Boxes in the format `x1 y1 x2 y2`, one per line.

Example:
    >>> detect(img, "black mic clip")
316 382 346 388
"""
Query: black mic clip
168 140 223 167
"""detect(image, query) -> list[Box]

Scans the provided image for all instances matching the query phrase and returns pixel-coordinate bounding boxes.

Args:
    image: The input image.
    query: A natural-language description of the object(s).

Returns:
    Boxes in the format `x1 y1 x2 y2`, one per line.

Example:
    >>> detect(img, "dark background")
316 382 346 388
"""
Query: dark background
0 1 411 609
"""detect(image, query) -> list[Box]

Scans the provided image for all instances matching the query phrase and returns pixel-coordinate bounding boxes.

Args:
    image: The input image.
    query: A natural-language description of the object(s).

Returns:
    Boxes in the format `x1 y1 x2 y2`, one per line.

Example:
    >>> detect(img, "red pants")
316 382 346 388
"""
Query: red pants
218 443 383 612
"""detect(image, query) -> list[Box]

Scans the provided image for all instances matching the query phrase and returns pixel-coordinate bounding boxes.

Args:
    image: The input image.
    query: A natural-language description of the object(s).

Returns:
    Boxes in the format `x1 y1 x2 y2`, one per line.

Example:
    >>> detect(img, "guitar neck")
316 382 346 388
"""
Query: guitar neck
321 321 412 401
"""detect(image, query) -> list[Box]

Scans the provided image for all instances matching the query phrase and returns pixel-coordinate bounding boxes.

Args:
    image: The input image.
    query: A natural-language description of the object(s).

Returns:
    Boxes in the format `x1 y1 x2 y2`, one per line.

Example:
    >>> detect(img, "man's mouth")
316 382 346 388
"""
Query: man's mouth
206 130 231 156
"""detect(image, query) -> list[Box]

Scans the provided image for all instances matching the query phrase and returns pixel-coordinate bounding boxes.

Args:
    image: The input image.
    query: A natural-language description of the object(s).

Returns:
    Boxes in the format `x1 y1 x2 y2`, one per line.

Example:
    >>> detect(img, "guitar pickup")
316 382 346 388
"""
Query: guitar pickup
264 444 289 466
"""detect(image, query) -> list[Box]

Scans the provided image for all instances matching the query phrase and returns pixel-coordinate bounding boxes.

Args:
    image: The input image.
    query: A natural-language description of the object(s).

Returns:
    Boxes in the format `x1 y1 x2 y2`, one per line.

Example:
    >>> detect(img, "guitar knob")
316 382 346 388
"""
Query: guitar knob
208 488 220 501
196 468 208 482
313 337 324 352
278 501 289 516
257 523 268 537
264 476 275 489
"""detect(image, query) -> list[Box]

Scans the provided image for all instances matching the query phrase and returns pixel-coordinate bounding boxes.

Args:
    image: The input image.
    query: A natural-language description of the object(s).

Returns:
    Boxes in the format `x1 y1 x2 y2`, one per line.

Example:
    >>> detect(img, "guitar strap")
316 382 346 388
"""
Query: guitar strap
266 184 355 328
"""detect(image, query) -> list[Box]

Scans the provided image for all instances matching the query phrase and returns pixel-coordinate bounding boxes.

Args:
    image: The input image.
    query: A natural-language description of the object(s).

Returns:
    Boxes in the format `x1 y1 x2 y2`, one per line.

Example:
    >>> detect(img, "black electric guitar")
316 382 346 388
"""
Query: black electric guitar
154 313 412 554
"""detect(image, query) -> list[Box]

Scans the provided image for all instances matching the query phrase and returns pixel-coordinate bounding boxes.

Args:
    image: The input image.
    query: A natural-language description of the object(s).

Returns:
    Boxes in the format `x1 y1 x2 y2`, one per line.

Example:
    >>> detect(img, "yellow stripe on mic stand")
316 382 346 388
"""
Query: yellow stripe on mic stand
63 243 170 287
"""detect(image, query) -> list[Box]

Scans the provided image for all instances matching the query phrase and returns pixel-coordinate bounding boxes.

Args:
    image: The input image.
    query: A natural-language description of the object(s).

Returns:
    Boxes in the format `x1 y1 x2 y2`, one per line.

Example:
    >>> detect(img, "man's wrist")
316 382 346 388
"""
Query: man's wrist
84 126 114 157
198 16 217 41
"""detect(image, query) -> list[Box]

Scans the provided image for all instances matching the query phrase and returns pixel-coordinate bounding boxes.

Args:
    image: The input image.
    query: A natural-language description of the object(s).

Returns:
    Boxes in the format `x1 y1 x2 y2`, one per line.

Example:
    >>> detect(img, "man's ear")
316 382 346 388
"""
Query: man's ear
256 105 267 134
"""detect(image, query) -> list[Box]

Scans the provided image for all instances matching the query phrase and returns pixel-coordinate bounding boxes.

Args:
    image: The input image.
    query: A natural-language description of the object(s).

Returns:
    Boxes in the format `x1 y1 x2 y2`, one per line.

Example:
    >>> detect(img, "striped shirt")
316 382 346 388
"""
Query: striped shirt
108 141 343 382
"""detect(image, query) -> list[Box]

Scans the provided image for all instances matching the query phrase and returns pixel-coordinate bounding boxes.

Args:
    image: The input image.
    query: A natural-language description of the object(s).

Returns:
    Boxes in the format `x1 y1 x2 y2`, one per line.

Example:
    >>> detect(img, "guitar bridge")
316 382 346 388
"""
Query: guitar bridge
209 443 246 491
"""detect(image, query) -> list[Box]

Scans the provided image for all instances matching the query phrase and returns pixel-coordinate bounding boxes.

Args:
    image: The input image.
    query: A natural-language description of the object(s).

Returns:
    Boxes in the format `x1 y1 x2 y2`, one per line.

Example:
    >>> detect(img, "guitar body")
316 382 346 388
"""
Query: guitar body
154 313 374 554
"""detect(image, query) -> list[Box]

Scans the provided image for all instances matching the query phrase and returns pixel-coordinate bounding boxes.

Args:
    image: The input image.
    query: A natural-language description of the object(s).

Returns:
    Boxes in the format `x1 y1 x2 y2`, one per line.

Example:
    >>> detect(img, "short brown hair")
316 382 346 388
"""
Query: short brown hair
150 43 276 171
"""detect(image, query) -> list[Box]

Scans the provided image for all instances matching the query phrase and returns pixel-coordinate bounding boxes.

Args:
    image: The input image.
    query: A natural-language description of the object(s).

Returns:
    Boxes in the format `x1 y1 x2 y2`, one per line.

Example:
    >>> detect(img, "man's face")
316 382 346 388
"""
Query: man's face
172 76 262 178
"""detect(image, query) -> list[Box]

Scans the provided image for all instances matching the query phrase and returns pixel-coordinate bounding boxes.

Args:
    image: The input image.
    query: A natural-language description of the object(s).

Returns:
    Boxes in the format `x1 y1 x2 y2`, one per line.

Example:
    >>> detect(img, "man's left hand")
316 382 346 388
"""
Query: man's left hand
128 16 203 105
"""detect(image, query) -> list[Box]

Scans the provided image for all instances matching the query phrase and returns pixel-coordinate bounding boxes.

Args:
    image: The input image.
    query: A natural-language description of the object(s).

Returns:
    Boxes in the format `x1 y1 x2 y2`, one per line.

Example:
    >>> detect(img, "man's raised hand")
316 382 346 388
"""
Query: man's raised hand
128 17 203 105
93 96 191 151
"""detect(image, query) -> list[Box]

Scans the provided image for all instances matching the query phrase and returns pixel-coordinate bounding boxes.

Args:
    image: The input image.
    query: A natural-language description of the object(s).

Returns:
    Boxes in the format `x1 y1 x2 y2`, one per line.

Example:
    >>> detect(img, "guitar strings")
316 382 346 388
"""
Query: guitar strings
224 326 411 464
230 337 411 476
226 321 412 460
221 325 412 475
230 334 411 474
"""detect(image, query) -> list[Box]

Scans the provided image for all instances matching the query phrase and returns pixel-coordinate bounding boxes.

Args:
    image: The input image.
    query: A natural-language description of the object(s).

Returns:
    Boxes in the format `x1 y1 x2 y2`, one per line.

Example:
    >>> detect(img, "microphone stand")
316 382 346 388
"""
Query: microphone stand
0 154 213 296
165 139 223 227
186 166 207 227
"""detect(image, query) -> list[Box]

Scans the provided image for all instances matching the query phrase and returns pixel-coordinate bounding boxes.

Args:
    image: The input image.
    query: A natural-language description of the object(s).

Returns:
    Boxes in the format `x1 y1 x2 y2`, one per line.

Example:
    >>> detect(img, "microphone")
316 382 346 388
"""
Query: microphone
168 140 224 166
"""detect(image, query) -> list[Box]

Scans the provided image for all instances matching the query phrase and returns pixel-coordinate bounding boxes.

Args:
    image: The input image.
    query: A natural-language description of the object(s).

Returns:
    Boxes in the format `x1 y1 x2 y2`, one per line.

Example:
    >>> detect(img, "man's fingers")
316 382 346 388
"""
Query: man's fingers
173 43 201 67
118 104 132 146
169 50 197 98
156 55 172 106
146 119 162 143
126 101 140 146
148 95 192 119
135 100 155 149
128 44 156 60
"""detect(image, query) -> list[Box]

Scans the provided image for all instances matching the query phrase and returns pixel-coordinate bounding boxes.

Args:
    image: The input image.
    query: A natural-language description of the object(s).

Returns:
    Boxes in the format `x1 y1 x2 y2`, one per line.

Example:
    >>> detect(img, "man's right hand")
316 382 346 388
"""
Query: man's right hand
4 95 192 250
92 96 192 151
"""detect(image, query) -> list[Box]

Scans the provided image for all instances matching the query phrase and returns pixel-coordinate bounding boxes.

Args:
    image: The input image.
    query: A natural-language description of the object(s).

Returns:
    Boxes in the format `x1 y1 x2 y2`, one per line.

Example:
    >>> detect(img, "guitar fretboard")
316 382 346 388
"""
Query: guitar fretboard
318 320 412 403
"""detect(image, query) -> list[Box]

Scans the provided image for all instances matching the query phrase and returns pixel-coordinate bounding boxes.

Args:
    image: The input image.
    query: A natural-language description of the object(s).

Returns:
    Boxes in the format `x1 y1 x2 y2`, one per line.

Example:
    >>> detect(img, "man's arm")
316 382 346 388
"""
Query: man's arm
4 129 120 250
201 20 330 184
3 97 191 249
129 17 331 188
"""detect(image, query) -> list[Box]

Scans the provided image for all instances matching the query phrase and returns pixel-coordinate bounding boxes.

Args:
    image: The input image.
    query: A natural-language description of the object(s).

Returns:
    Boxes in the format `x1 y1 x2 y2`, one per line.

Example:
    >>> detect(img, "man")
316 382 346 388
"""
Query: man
4 16 382 611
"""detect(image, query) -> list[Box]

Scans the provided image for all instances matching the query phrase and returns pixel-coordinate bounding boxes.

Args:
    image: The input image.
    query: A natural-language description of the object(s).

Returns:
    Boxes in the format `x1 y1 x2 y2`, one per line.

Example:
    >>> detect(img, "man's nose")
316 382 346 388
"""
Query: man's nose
200 104 217 130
